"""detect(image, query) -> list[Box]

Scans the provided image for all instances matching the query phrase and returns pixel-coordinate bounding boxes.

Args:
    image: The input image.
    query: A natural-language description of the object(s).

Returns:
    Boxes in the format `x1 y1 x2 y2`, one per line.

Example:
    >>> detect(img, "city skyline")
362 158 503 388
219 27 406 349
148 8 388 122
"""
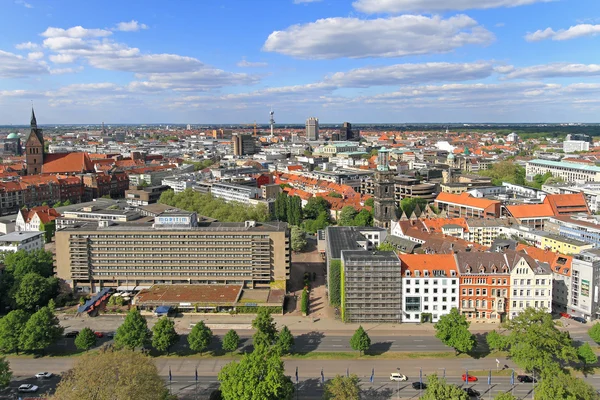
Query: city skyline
2 0 600 124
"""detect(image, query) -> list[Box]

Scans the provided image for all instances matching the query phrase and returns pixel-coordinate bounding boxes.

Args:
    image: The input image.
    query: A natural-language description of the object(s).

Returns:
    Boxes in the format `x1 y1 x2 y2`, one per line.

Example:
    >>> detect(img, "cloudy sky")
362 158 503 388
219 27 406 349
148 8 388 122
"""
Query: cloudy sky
2 0 600 124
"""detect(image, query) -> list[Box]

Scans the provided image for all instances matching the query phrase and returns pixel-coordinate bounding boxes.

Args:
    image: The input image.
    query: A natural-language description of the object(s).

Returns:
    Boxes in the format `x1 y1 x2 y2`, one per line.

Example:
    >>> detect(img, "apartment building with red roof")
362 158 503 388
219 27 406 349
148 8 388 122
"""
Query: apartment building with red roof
506 193 590 229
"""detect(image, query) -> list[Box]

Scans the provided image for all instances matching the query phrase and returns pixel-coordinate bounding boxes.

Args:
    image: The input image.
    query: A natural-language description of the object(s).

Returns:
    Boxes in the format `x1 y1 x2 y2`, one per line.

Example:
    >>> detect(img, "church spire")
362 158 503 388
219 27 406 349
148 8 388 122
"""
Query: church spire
30 107 37 129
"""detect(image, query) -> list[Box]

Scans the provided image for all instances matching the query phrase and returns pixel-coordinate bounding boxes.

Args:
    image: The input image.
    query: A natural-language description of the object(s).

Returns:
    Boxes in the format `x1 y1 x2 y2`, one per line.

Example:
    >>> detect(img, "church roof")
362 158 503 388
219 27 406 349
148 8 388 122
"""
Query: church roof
42 152 94 174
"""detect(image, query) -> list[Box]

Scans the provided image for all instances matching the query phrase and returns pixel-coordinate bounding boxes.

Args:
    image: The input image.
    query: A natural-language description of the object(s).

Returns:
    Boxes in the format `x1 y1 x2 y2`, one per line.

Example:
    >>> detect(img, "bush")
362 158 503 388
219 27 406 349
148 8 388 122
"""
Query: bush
329 260 341 307
235 306 282 314
301 289 309 315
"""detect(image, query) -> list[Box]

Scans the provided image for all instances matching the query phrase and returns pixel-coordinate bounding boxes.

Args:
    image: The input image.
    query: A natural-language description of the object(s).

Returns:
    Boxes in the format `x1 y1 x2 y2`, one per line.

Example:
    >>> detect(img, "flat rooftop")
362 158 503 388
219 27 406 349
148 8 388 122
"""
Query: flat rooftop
134 284 243 305
0 231 43 243
326 226 386 259
62 220 288 232
341 250 400 263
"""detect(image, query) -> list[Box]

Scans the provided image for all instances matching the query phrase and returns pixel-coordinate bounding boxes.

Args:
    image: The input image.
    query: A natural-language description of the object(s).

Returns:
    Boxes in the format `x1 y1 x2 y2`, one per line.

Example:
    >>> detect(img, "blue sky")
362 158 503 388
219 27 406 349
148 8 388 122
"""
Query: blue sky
2 0 600 124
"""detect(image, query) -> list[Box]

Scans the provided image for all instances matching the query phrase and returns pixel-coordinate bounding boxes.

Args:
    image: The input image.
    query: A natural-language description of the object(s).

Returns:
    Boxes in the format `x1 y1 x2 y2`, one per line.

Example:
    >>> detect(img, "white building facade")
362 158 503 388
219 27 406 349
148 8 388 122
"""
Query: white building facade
0 231 45 253
509 256 553 319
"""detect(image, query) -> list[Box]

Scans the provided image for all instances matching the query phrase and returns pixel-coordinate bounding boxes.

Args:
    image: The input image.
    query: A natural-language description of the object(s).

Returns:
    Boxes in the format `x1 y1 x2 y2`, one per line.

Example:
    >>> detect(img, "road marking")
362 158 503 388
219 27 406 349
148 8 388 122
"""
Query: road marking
416 345 427 348
413 340 424 342
332 345 343 347
332 339 342 342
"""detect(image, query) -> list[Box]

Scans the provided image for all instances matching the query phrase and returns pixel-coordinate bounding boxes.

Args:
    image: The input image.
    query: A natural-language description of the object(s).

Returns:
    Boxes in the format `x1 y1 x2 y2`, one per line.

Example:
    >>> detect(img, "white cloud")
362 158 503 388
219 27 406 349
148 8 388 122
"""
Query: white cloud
41 26 112 38
115 20 148 32
326 62 494 87
237 58 268 67
15 41 38 50
27 52 44 60
525 24 600 41
49 67 83 75
352 0 553 13
0 50 48 78
132 68 260 91
263 15 494 59
15 0 33 8
501 63 600 79
49 53 77 64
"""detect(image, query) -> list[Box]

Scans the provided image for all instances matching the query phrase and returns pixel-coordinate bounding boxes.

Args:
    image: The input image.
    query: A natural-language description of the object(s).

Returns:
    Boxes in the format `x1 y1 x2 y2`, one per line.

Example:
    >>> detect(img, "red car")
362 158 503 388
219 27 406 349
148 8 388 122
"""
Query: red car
560 312 571 319
462 374 478 382
94 332 104 338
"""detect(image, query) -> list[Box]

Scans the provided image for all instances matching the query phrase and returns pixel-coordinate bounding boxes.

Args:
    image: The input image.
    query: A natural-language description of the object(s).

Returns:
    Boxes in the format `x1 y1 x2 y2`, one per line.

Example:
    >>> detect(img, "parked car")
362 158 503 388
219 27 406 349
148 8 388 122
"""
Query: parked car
572 316 587 324
463 387 481 397
18 384 38 393
412 382 427 390
64 331 79 338
94 331 104 338
560 312 571 319
462 374 478 382
107 332 115 338
390 373 407 381
35 372 53 379
517 375 537 383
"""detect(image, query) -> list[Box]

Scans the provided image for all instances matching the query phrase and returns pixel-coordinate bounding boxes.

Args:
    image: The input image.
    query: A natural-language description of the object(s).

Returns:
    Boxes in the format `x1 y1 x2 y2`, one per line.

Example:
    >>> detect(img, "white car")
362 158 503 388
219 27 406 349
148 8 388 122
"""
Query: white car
390 373 408 381
35 372 53 379
18 384 38 392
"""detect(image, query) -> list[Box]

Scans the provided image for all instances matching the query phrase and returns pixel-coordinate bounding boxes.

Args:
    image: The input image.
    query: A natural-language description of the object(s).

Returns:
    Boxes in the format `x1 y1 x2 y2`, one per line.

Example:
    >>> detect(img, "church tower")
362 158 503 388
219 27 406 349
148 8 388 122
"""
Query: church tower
373 147 397 230
25 108 44 175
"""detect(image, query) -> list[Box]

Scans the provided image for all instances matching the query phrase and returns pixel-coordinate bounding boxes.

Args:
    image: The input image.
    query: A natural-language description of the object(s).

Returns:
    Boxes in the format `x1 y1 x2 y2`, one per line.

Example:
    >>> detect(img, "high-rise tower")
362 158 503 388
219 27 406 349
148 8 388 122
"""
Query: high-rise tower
269 109 275 138
25 108 44 175
306 117 319 141
373 147 397 229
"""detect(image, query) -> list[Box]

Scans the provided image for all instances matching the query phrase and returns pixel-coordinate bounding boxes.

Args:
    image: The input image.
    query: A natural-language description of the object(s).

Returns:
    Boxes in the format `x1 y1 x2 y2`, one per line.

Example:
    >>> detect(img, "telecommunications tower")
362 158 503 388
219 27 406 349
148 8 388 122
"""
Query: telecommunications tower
269 108 275 138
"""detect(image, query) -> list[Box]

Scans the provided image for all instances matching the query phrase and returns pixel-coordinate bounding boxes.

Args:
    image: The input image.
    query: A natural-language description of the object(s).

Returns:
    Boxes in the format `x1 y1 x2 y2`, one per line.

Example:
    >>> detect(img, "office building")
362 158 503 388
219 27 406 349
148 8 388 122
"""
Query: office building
570 250 600 321
563 140 590 153
340 250 402 323
306 117 319 141
526 159 600 183
340 122 353 141
232 133 256 156
55 212 291 292
125 185 170 206
211 182 260 203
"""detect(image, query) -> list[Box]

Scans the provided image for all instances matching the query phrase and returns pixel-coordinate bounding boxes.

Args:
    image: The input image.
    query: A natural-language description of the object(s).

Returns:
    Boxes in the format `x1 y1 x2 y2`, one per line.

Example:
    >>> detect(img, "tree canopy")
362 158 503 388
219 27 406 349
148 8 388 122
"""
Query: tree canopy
52 349 170 400
434 308 475 355
19 306 63 353
188 321 212 355
222 329 240 353
218 347 294 400
159 189 270 222
252 308 278 347
478 161 526 186
400 197 428 217
303 197 330 220
277 326 294 355
14 272 53 312
0 309 28 354
338 206 358 226
4 249 54 279
115 309 151 351
349 326 371 355
323 374 360 400
577 342 598 366
588 323 600 344
419 374 468 400
0 357 11 390
291 226 307 252
151 317 179 354
74 328 97 352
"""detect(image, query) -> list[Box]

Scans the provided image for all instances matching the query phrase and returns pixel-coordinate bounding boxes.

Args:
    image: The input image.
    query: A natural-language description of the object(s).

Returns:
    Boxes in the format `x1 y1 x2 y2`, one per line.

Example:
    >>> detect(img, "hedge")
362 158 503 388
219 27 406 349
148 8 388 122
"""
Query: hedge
301 289 309 315
329 260 341 307
235 306 283 314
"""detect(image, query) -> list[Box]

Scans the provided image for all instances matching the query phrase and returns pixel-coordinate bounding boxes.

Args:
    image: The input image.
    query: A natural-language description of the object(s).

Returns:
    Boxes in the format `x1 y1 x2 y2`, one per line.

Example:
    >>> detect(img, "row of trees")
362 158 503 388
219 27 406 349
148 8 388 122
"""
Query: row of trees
159 189 270 223
0 306 63 355
337 206 373 227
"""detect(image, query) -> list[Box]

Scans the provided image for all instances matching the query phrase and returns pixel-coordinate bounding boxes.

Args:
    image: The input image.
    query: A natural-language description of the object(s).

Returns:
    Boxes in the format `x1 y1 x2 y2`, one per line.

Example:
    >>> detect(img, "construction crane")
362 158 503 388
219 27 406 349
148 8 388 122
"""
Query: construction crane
243 121 258 137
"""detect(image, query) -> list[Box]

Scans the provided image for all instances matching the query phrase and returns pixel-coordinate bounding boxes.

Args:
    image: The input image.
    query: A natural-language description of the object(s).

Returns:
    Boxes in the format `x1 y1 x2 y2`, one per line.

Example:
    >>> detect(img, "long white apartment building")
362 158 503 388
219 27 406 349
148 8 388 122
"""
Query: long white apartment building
526 159 600 183
211 182 260 203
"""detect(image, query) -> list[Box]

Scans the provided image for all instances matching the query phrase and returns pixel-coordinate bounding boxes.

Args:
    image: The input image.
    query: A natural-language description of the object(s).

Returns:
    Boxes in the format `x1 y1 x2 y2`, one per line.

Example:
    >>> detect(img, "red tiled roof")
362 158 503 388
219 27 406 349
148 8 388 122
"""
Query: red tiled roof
435 192 500 209
545 193 590 215
42 152 94 174
506 203 554 219
400 254 457 274
516 244 572 277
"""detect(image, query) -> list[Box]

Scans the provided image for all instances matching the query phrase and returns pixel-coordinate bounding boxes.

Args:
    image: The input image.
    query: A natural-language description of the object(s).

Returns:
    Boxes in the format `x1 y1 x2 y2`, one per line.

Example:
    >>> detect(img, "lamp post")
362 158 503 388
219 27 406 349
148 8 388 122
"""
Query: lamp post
438 367 446 379
396 367 400 399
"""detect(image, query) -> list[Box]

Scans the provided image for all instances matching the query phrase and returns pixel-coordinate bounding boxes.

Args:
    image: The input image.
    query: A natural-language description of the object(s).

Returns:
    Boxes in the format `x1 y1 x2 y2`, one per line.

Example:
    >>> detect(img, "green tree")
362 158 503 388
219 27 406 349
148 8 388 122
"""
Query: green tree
329 260 341 307
376 242 395 252
300 289 309 315
329 192 343 198
478 161 526 186
277 326 294 355
419 374 468 400
4 249 54 278
588 323 600 343
52 349 170 400
577 342 598 366
63 200 72 206
218 347 294 400
39 220 56 242
74 327 97 352
534 366 597 400
19 306 63 353
222 329 240 353
114 309 151 351
14 272 52 312
365 198 374 207
303 197 330 220
303 211 330 233
286 196 303 226
493 394 518 400
349 326 371 355
291 226 307 252
188 321 213 355
323 374 360 400
151 317 179 354
338 206 358 226
0 309 28 354
275 192 288 222
353 209 373 227
434 308 475 355
0 357 11 390
252 308 278 347
486 330 507 353
400 197 428 217
502 308 576 374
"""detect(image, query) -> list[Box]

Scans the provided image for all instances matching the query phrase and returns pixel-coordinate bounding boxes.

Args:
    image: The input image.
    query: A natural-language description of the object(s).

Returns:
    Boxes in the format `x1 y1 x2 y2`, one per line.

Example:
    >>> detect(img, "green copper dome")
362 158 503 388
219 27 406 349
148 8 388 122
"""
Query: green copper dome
7 133 18 139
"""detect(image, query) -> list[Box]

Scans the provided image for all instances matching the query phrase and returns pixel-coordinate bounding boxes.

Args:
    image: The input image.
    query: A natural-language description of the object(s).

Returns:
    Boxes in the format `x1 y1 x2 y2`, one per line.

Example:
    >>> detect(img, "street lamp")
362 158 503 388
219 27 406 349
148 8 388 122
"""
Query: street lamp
438 367 446 379
396 367 400 399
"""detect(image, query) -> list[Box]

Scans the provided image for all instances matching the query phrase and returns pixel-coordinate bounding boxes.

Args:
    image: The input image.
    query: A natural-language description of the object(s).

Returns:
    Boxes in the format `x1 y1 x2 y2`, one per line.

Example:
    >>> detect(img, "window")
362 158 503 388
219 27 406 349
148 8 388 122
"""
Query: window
451 297 456 302
462 288 467 295
442 305 447 310
482 289 487 296
512 301 516 307
415 288 420 294
405 297 420 312
513 289 517 296
492 289 496 296
405 279 411 285
527 279 531 285
476 289 480 295
433 305 438 310
468 289 473 295
519 301 523 308
406 288 411 294
526 290 531 297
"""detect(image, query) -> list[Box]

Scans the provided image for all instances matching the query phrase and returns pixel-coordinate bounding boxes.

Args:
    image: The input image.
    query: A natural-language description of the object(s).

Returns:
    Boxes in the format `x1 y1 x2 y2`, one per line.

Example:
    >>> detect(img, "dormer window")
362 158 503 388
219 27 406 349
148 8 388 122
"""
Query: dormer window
424 270 429 277
415 271 420 277
479 265 485 273
405 270 411 277
466 266 472 273
502 266 508 273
